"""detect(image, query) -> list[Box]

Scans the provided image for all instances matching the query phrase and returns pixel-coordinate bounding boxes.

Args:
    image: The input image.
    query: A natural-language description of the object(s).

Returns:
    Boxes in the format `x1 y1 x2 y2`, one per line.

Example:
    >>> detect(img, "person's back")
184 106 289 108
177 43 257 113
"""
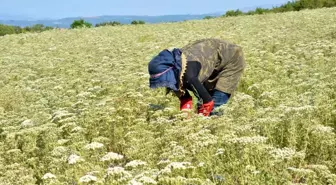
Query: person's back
181 38 245 94
181 39 221 83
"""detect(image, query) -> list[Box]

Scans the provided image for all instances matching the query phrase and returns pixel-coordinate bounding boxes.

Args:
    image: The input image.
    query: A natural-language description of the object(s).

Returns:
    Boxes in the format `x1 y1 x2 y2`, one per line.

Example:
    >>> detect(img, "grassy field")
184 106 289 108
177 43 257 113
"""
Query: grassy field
0 7 336 185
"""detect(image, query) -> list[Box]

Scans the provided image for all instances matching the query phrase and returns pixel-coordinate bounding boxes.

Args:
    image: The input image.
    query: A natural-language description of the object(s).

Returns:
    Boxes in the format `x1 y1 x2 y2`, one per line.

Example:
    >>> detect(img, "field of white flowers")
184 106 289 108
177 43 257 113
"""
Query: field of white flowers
0 7 336 185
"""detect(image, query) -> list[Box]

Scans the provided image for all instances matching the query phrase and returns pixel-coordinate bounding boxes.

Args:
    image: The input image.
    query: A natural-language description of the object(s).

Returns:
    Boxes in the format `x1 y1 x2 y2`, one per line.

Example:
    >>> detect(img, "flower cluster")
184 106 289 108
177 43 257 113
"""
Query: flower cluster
101 152 124 162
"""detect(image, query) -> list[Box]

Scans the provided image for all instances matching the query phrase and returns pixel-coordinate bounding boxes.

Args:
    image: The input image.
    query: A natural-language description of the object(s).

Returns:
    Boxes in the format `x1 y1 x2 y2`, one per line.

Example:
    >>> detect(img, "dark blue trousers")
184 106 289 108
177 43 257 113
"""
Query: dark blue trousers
210 90 231 116
197 90 231 116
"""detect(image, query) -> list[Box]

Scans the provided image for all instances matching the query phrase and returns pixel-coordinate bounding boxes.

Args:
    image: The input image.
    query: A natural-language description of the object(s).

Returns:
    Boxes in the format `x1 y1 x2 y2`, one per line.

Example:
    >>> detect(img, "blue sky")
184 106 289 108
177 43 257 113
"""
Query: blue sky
1 0 290 19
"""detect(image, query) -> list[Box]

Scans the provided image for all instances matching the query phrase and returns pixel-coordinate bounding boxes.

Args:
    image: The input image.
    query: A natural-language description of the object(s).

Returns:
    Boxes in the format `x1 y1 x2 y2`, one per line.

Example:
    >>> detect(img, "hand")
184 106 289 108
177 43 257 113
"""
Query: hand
198 100 214 117
180 96 193 111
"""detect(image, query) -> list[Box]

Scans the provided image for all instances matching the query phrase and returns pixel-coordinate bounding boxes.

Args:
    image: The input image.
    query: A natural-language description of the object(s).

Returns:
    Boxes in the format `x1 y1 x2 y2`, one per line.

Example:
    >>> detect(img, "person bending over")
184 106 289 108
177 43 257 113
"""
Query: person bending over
148 38 246 116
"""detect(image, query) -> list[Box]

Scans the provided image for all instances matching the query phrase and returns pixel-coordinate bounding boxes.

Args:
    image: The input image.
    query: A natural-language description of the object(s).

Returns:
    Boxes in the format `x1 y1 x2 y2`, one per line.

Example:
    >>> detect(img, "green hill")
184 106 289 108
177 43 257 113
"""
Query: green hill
0 7 335 185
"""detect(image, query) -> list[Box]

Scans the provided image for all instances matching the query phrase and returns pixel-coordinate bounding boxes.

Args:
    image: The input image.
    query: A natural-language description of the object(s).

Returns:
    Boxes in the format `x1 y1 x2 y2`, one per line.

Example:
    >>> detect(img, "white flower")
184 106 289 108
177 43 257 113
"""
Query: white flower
128 179 144 185
116 116 124 120
215 148 225 156
51 110 74 123
163 107 174 112
57 139 70 145
198 162 205 167
156 117 174 124
245 165 261 175
106 166 132 178
167 162 192 170
186 129 218 149
306 164 329 171
270 147 305 160
88 86 104 93
287 167 314 174
160 161 194 174
101 152 124 161
311 125 334 134
157 159 170 165
96 100 106 107
164 141 188 158
125 160 147 169
84 142 104 150
76 92 92 99
71 126 84 133
6 149 21 154
68 154 84 164
226 136 267 145
60 122 77 130
53 85 63 90
42 173 56 180
282 105 316 113
79 174 97 183
21 119 34 128
51 146 68 157
159 167 172 175
252 170 261 174
87 171 101 175
138 176 157 184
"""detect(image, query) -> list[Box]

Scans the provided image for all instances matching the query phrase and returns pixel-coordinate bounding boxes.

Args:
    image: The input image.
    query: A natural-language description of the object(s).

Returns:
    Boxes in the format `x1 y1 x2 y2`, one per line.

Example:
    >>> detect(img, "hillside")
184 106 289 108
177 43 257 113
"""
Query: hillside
0 7 335 185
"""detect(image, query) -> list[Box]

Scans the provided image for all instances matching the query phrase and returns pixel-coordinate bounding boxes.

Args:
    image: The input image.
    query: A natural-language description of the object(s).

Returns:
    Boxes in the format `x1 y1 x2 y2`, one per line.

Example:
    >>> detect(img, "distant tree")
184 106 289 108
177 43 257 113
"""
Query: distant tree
246 10 256 15
272 0 336 13
225 10 237 17
70 19 92 29
0 24 15 36
112 21 121 26
18 24 53 33
297 0 318 9
323 0 336 7
31 24 45 32
95 21 121 27
255 7 269 14
45 26 54 30
224 9 243 17
131 20 145 25
13 26 23 34
235 9 244 16
273 3 293 13
23 26 31 32
220 0 336 17
203 16 215 19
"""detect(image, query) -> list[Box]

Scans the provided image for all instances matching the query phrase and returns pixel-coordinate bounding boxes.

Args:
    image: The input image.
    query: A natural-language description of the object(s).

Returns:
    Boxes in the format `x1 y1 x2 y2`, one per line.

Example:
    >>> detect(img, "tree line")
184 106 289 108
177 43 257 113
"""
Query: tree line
0 24 53 36
0 19 146 36
70 19 145 29
223 0 336 17
203 0 336 19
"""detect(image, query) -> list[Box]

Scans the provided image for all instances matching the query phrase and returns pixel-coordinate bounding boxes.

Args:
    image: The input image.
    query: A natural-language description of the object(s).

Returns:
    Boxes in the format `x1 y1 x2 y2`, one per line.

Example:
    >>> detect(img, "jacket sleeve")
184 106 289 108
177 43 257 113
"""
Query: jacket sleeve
185 63 213 104
187 76 213 104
